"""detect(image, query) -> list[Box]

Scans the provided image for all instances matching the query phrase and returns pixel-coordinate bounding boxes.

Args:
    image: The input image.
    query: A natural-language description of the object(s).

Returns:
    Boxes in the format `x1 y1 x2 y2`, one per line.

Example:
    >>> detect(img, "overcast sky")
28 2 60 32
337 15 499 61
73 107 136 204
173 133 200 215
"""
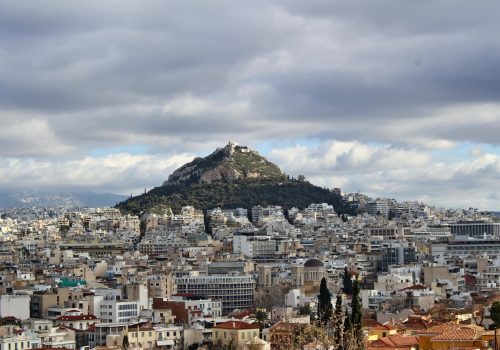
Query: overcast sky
1 1 500 209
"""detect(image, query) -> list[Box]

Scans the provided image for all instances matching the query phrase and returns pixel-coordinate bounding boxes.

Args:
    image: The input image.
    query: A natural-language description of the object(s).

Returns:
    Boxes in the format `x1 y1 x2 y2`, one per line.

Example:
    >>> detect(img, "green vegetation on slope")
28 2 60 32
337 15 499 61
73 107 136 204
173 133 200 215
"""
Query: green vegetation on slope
117 179 347 214
224 147 285 180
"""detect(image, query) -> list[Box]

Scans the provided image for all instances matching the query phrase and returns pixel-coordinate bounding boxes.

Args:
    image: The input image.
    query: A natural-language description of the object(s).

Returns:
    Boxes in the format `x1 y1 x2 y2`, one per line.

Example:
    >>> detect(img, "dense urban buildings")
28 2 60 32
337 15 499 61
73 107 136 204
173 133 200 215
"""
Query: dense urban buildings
1 192 500 350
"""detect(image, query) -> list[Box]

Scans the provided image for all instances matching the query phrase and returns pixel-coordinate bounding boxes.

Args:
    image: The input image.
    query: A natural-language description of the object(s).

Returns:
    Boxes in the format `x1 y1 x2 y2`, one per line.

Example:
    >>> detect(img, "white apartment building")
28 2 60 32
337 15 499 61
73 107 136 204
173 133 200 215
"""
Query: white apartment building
373 265 421 292
233 235 276 258
409 225 451 239
251 206 284 223
98 296 140 323
434 239 500 257
38 327 76 349
0 330 42 350
0 294 30 320
175 274 255 315
169 295 223 323
477 263 500 291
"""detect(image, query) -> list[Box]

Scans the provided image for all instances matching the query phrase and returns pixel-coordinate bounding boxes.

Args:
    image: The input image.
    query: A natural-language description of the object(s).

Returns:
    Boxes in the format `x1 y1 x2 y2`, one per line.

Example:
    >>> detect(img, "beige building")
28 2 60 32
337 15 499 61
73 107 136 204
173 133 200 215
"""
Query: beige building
148 273 177 299
212 321 260 350
30 288 70 318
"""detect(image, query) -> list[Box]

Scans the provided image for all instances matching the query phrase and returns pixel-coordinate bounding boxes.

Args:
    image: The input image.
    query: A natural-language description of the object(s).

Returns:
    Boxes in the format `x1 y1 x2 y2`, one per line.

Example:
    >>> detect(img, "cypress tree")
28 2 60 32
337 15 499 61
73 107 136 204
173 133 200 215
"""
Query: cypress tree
344 308 352 333
333 293 344 348
122 335 130 350
342 267 353 295
351 278 364 349
318 277 333 326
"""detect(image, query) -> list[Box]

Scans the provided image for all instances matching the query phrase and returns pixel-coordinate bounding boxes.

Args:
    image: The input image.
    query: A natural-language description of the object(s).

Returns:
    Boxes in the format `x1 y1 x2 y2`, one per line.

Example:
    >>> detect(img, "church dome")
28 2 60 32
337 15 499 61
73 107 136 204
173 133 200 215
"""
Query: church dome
304 259 324 268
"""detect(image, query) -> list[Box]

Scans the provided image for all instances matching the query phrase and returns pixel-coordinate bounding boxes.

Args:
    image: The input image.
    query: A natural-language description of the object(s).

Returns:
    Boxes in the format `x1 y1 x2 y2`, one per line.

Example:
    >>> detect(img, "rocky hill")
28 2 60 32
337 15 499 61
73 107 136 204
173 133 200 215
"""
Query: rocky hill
117 142 347 214
164 142 285 185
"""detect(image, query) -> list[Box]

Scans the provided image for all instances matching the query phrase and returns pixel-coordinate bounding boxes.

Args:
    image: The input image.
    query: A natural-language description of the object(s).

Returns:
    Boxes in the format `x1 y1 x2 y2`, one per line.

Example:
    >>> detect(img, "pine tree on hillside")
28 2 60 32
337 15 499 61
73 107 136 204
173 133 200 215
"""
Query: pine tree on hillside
318 277 333 326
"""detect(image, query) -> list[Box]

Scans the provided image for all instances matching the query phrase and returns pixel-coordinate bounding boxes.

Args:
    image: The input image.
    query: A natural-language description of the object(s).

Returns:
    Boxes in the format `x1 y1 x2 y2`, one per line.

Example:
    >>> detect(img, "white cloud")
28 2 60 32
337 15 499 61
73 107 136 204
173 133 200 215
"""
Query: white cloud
0 152 194 195
268 141 500 210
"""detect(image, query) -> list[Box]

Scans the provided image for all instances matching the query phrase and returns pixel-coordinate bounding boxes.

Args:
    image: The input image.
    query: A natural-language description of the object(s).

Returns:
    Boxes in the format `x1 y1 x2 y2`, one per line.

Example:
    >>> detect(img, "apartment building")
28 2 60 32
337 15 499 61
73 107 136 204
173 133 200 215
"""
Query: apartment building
98 296 140 323
450 221 500 238
175 274 255 315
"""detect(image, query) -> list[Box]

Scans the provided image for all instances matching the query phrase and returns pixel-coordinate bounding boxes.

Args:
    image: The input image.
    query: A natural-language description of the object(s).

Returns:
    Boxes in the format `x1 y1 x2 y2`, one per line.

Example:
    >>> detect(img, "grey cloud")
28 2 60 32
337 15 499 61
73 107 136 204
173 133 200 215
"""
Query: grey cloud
1 0 500 151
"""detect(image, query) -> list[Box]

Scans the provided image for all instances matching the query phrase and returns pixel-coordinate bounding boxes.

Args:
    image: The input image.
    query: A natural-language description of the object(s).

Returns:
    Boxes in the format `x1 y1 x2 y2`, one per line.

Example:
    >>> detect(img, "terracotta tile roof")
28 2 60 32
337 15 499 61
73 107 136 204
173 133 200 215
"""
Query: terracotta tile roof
230 309 253 319
213 320 259 330
401 284 427 291
415 322 458 335
367 347 415 350
364 319 395 330
385 335 419 347
368 335 418 348
430 327 483 341
403 316 431 331
464 325 485 332
57 314 98 321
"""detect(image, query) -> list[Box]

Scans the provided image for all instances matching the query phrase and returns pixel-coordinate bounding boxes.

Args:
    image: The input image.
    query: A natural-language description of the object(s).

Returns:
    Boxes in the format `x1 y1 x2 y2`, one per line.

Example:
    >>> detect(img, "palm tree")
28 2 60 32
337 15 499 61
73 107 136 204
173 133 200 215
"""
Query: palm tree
254 309 268 323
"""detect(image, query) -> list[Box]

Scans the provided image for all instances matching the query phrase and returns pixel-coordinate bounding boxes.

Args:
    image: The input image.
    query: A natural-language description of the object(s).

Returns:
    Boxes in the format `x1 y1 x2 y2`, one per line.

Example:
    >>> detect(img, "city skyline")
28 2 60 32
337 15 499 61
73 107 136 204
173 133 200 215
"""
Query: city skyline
1 1 500 209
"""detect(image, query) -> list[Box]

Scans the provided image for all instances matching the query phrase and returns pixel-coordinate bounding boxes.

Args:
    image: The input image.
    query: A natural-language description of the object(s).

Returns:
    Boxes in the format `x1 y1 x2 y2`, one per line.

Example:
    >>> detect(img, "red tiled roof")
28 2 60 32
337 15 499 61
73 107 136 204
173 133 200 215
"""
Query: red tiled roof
1 316 21 321
368 335 418 349
214 321 260 330
57 314 98 321
403 316 431 330
364 319 396 330
430 327 483 342
401 284 427 291
415 322 458 335
230 309 253 319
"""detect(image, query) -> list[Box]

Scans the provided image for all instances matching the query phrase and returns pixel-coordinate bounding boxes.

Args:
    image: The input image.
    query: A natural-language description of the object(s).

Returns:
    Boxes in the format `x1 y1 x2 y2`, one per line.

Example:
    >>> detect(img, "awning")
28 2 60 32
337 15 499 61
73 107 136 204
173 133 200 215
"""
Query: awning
157 339 175 346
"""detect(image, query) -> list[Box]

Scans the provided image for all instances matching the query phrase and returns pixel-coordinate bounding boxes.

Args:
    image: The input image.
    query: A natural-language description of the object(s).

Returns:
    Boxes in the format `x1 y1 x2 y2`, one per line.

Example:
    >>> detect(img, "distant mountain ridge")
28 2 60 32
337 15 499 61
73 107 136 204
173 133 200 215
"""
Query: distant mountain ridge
117 142 347 214
0 189 127 208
